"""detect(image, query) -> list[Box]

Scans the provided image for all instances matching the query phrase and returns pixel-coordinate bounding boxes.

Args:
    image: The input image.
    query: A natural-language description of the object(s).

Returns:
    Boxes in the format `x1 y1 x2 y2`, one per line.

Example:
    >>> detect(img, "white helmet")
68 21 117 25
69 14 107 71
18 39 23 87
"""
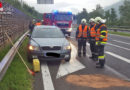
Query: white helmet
89 18 95 23
33 19 36 22
95 17 106 24
81 18 87 24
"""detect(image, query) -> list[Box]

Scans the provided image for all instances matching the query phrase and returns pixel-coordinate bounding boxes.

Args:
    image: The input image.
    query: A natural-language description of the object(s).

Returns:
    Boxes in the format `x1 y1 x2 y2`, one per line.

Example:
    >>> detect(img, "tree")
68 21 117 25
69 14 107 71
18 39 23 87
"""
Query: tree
88 4 104 19
104 10 110 25
119 0 130 25
110 8 117 25
76 4 104 24
76 8 89 24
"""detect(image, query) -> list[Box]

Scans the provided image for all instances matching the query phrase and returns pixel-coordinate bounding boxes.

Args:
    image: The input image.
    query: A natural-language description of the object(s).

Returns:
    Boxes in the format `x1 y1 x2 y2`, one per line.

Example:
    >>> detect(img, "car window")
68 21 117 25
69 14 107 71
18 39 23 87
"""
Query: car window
31 27 65 38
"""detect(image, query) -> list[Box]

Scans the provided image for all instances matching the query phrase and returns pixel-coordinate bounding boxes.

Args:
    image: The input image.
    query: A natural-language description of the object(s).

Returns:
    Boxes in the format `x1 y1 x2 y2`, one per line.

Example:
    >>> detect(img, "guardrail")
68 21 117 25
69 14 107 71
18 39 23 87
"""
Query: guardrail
0 31 28 81
108 28 130 32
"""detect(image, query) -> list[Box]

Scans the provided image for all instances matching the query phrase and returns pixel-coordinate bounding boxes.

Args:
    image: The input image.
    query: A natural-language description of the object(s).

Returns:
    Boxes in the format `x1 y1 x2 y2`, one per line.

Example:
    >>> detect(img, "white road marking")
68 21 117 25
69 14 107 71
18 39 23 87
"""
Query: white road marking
56 43 85 79
110 34 130 38
107 43 130 51
105 65 130 81
87 53 130 81
41 62 55 90
106 51 130 64
87 43 130 81
113 40 130 45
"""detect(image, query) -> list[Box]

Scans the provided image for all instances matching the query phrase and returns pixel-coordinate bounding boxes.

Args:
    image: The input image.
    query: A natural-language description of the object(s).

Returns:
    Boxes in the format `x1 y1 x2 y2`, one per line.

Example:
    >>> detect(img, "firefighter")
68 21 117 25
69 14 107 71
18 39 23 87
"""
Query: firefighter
89 18 97 60
35 20 42 26
94 17 108 68
76 18 89 57
29 21 35 34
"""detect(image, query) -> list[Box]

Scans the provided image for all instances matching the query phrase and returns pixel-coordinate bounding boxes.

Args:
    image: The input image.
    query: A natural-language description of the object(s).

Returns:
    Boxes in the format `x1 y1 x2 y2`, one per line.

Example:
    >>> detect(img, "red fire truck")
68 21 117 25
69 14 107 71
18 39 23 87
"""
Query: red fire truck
43 10 73 36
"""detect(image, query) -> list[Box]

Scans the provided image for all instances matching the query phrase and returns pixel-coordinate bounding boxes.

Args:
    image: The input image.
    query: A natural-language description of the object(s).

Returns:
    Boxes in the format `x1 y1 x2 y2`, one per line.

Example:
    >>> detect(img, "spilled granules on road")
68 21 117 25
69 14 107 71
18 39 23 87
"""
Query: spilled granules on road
66 74 130 88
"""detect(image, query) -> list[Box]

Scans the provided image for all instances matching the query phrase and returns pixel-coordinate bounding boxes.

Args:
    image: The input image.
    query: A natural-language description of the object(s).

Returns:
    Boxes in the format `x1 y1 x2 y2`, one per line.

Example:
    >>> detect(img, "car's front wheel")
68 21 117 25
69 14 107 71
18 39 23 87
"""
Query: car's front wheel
65 55 71 62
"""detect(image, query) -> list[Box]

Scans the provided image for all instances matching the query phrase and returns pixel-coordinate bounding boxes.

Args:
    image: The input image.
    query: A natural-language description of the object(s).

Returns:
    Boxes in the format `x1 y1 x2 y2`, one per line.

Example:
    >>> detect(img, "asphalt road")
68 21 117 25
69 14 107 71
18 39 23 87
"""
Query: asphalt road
34 30 130 90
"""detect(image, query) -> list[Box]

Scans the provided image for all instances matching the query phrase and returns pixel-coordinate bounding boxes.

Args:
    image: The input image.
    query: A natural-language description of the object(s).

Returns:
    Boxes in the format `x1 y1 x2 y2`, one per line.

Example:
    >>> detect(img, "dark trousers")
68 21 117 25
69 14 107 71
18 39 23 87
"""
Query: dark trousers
95 45 105 66
78 38 87 55
90 41 96 57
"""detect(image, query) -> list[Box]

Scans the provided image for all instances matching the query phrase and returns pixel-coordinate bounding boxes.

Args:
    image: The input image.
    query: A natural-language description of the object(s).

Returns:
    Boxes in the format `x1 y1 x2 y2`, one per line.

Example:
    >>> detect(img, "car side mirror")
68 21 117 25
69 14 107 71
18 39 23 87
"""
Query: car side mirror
27 34 31 38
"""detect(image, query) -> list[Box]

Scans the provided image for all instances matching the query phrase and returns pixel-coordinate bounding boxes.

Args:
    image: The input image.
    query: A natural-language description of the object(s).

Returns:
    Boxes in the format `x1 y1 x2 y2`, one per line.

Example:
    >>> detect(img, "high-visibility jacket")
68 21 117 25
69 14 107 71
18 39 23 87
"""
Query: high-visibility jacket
89 24 96 37
35 22 41 26
77 25 88 38
96 24 108 45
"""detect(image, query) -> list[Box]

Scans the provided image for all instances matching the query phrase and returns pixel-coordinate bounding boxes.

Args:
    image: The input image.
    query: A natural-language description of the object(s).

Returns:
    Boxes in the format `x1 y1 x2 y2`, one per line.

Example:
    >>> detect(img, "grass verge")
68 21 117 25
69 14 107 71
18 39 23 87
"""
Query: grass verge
0 38 33 90
0 45 12 62
108 31 130 37
0 33 25 61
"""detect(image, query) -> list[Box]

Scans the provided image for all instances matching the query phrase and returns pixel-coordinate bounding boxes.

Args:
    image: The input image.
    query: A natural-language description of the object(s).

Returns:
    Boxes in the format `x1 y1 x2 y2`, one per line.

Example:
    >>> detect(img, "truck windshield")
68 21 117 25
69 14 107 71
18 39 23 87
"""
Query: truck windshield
55 14 72 21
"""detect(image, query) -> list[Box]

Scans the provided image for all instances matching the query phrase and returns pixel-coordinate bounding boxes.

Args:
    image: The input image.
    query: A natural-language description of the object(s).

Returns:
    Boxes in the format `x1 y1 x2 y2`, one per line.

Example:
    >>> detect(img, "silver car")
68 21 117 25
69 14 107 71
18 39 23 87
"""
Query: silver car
27 25 71 62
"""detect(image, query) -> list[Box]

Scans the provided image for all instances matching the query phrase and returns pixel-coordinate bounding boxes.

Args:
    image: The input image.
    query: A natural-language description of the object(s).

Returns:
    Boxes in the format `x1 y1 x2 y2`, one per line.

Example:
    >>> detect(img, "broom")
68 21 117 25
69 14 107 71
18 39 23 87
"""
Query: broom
5 32 35 76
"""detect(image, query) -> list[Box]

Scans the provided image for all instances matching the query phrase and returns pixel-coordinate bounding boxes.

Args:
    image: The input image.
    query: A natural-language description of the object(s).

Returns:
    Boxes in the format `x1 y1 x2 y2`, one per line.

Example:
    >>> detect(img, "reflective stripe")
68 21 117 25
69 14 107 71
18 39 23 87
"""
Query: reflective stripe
96 41 107 45
98 55 105 59
101 31 107 33
96 42 98 45
100 35 105 38
101 42 107 45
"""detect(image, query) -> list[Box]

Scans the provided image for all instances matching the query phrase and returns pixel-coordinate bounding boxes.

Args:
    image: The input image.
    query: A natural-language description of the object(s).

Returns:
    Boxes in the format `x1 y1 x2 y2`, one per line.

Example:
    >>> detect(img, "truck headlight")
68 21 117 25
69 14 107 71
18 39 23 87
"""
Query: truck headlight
29 45 39 51
64 45 71 50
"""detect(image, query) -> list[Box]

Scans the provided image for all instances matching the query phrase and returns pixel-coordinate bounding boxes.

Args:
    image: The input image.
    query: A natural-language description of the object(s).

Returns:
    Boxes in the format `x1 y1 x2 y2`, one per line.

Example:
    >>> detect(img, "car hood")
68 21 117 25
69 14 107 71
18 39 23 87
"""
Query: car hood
30 38 69 47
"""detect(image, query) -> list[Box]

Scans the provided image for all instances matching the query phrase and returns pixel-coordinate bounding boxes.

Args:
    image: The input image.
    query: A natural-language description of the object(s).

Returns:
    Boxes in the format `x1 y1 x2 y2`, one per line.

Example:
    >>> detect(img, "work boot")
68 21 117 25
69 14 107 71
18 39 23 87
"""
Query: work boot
89 56 93 59
93 55 98 61
96 63 103 68
83 54 86 57
83 52 86 57
96 60 105 68
93 58 98 61
78 52 81 57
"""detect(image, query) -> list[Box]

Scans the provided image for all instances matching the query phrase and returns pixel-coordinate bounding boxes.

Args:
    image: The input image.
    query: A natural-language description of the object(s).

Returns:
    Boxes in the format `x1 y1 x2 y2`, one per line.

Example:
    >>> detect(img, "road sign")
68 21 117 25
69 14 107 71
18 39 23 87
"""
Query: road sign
0 2 3 12
37 0 54 4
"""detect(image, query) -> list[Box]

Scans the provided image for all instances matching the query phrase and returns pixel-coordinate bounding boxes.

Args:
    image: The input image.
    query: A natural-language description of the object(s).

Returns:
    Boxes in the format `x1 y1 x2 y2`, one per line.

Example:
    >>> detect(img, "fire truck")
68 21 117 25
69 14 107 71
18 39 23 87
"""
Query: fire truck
43 10 73 36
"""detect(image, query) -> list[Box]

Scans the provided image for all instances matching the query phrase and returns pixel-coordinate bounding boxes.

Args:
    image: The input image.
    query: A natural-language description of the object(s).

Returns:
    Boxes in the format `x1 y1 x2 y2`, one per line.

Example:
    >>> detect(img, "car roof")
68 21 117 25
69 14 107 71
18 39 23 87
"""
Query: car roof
35 25 58 29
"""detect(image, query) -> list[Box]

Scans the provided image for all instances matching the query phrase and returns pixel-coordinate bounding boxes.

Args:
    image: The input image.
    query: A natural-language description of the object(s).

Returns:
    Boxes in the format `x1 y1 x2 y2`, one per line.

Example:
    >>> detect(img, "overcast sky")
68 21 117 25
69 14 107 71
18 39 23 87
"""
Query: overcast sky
22 0 121 14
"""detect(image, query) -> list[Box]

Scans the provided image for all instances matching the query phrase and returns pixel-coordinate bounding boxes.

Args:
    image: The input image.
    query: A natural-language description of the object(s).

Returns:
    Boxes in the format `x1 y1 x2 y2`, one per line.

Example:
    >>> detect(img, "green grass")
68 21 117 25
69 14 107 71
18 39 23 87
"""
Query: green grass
0 45 12 61
0 34 23 62
0 38 33 90
108 31 130 37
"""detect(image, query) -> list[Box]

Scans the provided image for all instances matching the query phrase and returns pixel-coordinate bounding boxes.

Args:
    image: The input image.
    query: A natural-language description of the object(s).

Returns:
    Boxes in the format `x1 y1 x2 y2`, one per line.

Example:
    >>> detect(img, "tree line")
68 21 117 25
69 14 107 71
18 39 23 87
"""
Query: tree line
76 0 130 27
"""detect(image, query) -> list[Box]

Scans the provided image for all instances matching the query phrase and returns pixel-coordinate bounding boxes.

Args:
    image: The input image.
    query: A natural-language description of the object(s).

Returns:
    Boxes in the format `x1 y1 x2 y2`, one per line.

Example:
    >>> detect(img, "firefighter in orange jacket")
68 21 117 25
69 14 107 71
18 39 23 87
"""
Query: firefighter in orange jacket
94 17 108 68
89 18 97 60
76 18 89 57
35 20 42 26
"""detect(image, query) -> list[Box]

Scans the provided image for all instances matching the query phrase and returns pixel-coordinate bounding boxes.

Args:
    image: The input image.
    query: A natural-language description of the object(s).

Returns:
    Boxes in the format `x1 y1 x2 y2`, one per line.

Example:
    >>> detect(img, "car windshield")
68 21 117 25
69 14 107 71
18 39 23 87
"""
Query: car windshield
55 14 72 21
31 27 64 38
